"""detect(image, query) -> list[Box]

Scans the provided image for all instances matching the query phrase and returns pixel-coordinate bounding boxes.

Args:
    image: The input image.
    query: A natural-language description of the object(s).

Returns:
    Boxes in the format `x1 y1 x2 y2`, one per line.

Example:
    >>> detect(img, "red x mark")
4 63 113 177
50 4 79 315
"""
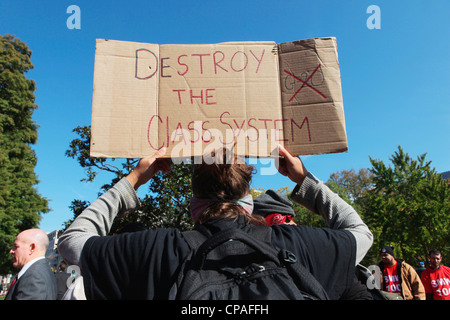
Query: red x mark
284 64 327 102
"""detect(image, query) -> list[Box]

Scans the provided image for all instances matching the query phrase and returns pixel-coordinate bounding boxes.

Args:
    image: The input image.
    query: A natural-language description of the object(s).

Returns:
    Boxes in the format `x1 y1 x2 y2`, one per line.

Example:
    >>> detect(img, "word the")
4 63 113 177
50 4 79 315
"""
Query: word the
367 5 381 30
66 5 81 30
172 88 216 105
135 49 266 79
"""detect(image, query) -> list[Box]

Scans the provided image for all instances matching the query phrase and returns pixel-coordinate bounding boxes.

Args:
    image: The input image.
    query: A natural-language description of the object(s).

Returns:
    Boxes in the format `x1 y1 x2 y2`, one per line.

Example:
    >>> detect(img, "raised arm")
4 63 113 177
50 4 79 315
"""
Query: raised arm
58 148 171 266
277 145 373 264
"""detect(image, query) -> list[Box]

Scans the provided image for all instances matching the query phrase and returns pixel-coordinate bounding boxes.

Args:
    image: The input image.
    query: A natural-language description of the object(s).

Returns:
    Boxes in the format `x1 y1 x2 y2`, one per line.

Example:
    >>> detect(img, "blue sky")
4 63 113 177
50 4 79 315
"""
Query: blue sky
1 0 449 233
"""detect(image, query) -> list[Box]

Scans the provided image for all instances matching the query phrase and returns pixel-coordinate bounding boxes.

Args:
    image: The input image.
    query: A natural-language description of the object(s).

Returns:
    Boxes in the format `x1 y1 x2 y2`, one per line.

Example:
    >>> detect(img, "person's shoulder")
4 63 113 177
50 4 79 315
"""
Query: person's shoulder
400 260 415 269
25 258 51 273
20 260 53 283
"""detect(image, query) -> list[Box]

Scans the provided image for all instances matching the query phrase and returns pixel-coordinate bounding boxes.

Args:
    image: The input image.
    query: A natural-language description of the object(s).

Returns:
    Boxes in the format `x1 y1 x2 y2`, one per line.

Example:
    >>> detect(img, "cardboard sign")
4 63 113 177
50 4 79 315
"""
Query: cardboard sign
90 38 347 159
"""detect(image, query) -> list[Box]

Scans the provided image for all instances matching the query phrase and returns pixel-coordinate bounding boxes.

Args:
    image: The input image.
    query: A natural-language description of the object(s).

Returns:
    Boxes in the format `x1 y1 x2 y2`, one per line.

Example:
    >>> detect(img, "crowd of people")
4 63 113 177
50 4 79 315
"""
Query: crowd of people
2 145 449 300
378 246 450 300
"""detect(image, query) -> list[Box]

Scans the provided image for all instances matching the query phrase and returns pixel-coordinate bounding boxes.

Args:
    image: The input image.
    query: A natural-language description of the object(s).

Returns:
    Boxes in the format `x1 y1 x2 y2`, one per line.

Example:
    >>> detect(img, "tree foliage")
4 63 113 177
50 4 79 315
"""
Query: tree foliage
137 163 193 232
328 168 374 213
360 146 450 266
0 35 49 274
326 146 449 266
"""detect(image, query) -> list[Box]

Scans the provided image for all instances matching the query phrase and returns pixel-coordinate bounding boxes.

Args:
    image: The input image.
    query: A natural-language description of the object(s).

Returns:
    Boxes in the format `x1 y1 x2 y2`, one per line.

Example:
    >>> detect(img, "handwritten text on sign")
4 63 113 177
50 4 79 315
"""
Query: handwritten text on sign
135 44 310 155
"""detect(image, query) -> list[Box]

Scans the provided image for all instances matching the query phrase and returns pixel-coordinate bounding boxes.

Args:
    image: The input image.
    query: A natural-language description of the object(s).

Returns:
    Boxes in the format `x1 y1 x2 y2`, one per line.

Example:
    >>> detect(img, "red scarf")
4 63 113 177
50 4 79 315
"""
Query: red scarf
265 213 293 226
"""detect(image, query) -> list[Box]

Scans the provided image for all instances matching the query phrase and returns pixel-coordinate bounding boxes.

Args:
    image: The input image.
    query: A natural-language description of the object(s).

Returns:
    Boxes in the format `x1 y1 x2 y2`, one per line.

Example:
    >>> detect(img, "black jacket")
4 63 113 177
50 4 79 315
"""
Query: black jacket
80 216 356 300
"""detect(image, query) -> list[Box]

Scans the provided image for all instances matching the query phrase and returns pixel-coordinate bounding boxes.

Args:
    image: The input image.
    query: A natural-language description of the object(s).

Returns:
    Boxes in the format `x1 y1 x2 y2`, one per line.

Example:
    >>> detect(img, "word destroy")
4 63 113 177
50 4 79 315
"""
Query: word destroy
136 49 267 79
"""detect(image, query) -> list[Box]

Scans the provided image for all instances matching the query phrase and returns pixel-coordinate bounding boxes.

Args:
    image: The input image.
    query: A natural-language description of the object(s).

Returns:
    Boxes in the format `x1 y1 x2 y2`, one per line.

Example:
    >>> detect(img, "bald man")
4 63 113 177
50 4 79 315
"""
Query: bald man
5 229 57 300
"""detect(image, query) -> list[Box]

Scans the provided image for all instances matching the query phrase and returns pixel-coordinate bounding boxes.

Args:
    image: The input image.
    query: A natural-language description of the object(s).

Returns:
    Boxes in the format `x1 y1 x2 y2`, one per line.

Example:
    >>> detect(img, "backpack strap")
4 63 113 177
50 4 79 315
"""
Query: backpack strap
181 230 208 250
169 230 207 300
180 226 329 300
284 258 330 299
181 225 271 250
192 228 282 269
253 227 328 299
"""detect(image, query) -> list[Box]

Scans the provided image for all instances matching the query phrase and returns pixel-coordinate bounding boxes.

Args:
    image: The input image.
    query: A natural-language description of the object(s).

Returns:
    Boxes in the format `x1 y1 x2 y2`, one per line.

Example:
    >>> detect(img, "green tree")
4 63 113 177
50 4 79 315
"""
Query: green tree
0 35 49 274
360 146 450 266
328 168 374 213
292 200 328 228
64 126 193 233
137 163 193 232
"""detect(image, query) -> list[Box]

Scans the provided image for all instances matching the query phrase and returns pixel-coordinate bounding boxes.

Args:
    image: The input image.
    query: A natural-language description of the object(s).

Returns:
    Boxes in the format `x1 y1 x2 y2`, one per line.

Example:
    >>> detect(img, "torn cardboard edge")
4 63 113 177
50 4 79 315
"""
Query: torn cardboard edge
90 37 347 159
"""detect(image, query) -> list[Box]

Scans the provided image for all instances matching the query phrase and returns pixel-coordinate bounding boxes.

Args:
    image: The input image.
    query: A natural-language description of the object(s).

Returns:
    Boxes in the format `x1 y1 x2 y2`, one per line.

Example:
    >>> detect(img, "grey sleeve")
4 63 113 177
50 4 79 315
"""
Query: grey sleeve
57 178 140 266
291 172 373 264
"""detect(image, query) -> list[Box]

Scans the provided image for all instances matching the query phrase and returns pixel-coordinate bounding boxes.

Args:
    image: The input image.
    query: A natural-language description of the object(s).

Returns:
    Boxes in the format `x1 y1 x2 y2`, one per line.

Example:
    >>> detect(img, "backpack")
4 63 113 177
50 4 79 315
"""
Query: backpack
169 226 329 300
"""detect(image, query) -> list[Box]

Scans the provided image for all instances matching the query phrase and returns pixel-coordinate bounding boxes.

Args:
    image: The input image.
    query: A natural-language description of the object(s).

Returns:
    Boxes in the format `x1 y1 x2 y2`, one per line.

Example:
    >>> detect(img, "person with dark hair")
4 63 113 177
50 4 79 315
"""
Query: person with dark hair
421 250 450 300
378 245 425 300
58 145 373 300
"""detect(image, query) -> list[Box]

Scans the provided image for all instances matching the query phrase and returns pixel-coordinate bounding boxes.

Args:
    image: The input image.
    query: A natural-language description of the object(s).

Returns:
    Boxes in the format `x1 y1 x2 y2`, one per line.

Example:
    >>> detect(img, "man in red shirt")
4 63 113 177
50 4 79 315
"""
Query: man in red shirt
379 246 425 300
421 250 450 300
